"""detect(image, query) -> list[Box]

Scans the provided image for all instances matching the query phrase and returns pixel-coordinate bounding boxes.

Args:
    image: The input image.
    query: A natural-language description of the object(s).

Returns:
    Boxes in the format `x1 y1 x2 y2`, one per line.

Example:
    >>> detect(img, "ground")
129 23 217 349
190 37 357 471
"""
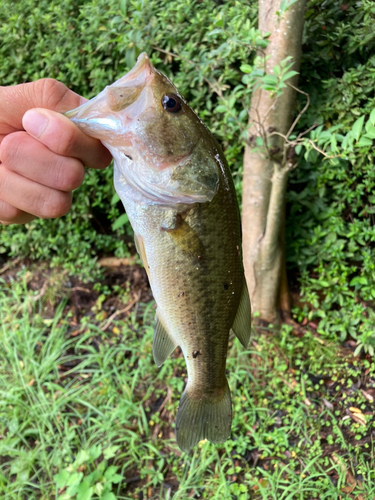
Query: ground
0 257 374 500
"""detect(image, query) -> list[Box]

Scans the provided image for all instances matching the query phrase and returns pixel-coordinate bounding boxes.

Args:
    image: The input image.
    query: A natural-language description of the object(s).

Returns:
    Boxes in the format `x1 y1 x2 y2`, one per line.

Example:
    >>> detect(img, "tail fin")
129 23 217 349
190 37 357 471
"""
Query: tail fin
175 381 232 452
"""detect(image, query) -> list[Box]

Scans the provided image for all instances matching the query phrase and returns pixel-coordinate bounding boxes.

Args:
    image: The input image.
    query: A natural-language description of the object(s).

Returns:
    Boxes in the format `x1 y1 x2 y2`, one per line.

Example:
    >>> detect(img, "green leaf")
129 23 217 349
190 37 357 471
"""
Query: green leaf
330 135 337 152
77 480 94 500
101 493 117 500
58 495 71 500
74 451 90 467
369 108 375 126
112 213 129 231
110 474 122 484
341 131 353 149
279 0 299 13
120 0 127 15
262 74 278 85
54 470 70 489
350 276 368 286
281 70 299 81
215 104 227 113
94 483 104 496
110 192 120 205
66 483 80 497
255 38 268 48
214 17 223 28
104 465 119 481
351 115 365 141
89 444 102 461
207 28 223 36
67 472 84 486
240 63 252 74
276 363 288 372
103 446 120 460
357 137 373 147
354 344 363 357
364 124 375 139
319 281 330 287
279 0 287 13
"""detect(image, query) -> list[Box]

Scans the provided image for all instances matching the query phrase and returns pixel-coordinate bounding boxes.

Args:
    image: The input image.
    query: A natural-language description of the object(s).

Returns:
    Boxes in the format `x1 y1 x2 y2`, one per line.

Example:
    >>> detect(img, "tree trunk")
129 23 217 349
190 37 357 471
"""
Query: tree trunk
242 0 307 323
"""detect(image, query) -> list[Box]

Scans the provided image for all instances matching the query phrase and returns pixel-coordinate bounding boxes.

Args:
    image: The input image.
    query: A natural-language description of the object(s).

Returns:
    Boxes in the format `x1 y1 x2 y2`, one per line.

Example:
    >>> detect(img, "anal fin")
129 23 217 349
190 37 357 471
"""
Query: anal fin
153 310 178 367
231 279 251 348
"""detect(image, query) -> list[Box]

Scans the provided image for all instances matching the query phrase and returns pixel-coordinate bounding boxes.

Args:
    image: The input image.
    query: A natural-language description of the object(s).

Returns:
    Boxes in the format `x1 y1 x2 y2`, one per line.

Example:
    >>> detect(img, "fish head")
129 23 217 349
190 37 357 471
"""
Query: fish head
66 53 220 205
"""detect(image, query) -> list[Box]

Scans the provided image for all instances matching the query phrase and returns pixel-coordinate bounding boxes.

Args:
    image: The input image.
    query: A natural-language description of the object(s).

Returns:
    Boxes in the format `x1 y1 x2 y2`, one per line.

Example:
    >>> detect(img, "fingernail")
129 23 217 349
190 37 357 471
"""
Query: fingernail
22 110 48 138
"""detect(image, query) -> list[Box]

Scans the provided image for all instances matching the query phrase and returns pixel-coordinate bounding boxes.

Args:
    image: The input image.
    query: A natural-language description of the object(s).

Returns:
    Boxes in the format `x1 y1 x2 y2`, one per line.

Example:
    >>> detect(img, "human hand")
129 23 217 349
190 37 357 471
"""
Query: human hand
0 79 112 225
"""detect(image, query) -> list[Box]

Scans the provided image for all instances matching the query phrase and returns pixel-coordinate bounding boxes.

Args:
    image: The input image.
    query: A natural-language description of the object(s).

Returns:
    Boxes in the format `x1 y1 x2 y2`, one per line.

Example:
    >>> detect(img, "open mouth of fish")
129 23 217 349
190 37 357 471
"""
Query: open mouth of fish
65 53 155 136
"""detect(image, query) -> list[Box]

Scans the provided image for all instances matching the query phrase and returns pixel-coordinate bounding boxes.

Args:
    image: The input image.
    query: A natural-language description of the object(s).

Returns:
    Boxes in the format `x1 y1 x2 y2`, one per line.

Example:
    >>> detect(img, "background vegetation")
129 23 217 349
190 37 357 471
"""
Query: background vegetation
1 265 375 499
1 0 375 343
1 0 375 498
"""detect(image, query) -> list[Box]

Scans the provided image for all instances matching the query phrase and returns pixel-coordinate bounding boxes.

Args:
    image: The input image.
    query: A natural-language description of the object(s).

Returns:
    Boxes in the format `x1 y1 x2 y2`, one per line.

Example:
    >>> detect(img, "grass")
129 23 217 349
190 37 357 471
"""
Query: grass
0 264 375 499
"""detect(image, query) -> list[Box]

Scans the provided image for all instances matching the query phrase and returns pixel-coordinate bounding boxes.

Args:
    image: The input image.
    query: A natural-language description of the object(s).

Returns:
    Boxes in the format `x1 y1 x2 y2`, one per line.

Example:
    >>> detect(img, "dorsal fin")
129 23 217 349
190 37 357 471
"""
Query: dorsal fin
231 279 251 348
153 310 178 367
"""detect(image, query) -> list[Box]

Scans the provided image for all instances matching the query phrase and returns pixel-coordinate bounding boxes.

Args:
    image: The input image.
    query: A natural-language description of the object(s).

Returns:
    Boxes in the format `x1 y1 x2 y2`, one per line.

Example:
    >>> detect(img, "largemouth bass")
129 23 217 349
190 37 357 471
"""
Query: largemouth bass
66 53 251 452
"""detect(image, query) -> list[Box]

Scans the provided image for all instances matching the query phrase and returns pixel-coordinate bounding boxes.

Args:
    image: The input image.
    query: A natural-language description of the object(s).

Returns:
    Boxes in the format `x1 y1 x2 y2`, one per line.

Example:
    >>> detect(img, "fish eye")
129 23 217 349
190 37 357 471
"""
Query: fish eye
161 94 182 113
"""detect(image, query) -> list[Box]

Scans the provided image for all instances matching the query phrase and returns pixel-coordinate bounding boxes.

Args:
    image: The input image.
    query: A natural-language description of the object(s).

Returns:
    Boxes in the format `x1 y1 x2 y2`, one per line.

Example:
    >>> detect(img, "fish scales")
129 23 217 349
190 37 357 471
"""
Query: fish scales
129 167 243 390
66 52 251 452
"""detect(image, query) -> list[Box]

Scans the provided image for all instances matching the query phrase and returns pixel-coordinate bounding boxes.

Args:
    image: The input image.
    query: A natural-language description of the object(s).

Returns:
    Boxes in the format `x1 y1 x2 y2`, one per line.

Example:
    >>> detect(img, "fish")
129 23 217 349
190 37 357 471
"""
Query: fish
65 53 251 452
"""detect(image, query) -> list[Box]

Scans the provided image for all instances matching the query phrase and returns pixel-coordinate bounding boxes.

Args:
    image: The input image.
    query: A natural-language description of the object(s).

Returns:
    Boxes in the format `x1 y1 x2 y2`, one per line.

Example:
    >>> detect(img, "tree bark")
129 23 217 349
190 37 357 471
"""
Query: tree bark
242 0 307 323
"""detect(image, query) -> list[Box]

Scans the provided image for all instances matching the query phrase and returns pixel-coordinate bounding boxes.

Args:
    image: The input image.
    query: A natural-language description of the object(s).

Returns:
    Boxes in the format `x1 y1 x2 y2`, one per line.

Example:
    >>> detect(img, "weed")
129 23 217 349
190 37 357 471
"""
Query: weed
1 269 375 498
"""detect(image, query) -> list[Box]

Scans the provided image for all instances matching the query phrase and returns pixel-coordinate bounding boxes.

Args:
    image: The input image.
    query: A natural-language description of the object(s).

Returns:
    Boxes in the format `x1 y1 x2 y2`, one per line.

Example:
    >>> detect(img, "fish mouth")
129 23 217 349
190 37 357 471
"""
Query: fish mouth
112 52 155 88
65 53 155 138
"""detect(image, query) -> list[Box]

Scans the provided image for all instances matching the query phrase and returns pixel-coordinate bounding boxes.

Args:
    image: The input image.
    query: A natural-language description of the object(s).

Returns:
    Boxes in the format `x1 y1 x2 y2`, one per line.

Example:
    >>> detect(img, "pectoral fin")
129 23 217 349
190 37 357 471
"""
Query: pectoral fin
167 218 205 260
134 233 150 277
231 279 251 348
153 310 178 367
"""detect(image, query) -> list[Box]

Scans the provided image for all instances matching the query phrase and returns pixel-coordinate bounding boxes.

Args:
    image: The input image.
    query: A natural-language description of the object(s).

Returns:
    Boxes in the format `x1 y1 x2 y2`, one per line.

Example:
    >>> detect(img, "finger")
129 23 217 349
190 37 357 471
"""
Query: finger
22 109 112 170
0 165 72 219
0 131 85 191
0 199 35 224
0 79 85 138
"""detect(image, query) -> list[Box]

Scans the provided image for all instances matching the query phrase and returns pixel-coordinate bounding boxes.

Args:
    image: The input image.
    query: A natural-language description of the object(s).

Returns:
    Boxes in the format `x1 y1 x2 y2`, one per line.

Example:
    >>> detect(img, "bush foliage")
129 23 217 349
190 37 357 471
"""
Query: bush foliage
1 0 374 342
287 0 375 345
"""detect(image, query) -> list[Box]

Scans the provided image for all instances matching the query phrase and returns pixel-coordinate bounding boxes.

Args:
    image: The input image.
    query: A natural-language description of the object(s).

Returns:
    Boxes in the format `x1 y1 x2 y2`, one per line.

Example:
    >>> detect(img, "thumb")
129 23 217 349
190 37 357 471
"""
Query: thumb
0 79 86 139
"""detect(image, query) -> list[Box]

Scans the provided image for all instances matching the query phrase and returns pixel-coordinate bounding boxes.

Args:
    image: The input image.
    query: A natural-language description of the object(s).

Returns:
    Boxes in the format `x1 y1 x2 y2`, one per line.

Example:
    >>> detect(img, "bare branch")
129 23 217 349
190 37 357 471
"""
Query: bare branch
285 83 310 140
306 140 342 159
297 122 319 139
101 292 141 331
0 257 21 274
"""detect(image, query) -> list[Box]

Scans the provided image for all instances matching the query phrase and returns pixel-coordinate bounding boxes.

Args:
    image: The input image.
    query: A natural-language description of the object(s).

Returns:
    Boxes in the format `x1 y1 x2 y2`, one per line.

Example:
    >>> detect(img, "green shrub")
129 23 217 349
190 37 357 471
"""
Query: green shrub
287 0 375 341
1 0 375 344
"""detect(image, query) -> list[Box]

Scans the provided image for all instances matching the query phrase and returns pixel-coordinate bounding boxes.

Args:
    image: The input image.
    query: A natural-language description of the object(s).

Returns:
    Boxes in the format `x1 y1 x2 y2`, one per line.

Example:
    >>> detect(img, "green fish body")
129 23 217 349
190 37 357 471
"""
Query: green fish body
66 53 251 452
